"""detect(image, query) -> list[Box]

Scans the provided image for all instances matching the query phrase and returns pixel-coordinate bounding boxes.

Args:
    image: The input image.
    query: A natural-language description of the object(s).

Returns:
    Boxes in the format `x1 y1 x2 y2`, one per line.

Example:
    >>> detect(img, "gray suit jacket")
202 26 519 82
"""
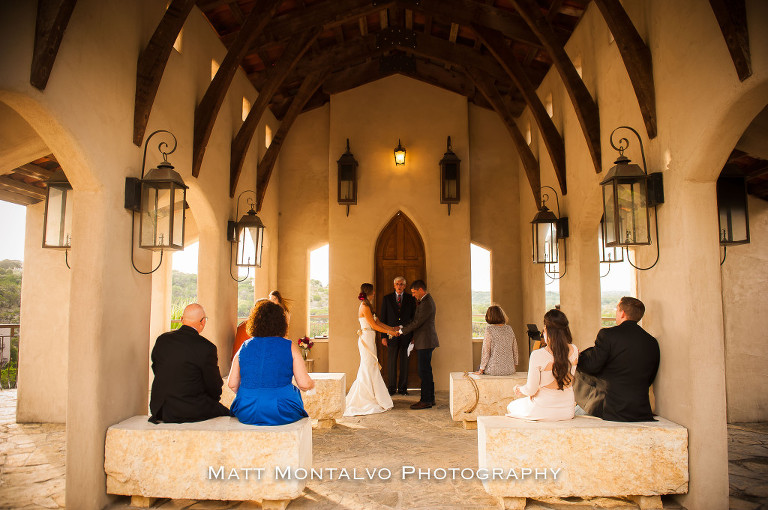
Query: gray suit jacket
401 293 439 350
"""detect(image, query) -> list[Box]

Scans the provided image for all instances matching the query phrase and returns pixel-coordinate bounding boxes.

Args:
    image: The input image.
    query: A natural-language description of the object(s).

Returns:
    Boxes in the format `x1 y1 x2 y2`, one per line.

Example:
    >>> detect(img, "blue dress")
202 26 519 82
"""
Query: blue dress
230 337 308 426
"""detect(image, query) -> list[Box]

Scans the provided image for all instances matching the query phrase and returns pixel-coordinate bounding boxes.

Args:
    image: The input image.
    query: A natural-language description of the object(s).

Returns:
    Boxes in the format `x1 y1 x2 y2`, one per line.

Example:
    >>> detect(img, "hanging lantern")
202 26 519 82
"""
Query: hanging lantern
42 169 73 249
439 136 460 215
232 201 265 268
717 165 750 245
138 158 187 251
531 205 559 264
394 139 406 166
337 139 358 216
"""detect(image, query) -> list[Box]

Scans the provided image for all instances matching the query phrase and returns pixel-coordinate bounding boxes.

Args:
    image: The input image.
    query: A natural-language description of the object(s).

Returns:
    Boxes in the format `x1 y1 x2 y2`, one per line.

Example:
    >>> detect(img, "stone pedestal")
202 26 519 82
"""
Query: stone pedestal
449 371 527 426
477 415 688 504
105 416 311 504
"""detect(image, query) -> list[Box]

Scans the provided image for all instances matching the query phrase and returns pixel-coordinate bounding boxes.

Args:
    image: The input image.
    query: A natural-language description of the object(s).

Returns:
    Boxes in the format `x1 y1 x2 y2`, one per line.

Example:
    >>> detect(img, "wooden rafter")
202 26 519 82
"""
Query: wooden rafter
255 69 328 211
192 0 282 178
467 69 541 207
30 0 78 90
133 0 195 146
708 0 751 81
0 189 40 206
507 0 602 174
230 28 320 196
593 0 656 138
14 163 56 180
473 24 566 194
0 176 46 199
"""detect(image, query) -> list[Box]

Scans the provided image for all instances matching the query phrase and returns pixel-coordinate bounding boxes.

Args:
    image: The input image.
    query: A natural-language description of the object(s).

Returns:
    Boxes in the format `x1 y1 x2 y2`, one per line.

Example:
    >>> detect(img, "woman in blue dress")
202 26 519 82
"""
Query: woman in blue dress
228 299 315 425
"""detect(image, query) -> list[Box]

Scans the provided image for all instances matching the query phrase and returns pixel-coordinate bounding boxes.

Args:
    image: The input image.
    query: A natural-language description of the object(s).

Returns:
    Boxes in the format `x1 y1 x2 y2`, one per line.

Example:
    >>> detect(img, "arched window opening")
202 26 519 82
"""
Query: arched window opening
471 244 491 339
309 244 329 338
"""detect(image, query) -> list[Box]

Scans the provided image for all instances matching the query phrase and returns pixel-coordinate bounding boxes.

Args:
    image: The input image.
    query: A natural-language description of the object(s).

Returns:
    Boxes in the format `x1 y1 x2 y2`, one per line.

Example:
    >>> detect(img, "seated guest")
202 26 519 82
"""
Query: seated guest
575 297 659 422
228 300 314 425
506 309 578 421
149 303 230 423
474 305 519 376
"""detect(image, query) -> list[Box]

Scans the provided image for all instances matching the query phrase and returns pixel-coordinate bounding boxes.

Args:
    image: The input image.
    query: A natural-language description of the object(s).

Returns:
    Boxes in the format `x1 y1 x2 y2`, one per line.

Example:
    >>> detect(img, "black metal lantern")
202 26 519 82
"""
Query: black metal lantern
394 139 406 166
531 186 568 279
337 139 358 216
42 169 73 250
439 136 460 215
717 164 750 246
227 191 265 281
125 130 187 274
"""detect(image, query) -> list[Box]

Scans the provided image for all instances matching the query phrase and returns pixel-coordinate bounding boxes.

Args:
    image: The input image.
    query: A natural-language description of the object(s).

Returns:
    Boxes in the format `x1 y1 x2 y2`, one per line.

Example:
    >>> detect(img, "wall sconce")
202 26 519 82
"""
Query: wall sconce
601 126 663 271
337 139 358 216
394 139 406 166
125 130 188 274
599 214 624 278
531 185 568 279
439 136 460 215
717 164 750 265
42 168 73 268
227 190 265 282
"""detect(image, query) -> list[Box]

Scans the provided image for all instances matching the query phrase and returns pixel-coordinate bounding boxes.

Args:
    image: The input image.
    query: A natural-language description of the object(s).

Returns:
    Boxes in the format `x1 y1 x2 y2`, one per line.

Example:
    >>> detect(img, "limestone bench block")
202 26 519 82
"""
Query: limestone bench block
221 373 346 428
105 416 311 504
477 415 688 506
449 371 528 426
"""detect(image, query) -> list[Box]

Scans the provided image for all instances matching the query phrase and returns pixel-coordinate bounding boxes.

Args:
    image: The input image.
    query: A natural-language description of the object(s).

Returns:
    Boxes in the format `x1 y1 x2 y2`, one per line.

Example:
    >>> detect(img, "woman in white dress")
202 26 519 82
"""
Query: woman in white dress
506 309 578 421
344 283 399 416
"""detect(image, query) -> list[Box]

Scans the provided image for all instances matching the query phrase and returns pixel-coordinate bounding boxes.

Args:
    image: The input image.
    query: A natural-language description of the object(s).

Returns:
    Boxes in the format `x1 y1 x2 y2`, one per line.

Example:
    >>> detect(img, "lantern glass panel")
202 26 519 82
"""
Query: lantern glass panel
394 148 405 166
616 180 650 245
532 221 558 263
599 217 623 263
602 183 617 246
43 186 73 248
172 187 185 249
237 224 263 267
339 164 355 202
442 163 458 201
140 182 183 250
717 177 749 245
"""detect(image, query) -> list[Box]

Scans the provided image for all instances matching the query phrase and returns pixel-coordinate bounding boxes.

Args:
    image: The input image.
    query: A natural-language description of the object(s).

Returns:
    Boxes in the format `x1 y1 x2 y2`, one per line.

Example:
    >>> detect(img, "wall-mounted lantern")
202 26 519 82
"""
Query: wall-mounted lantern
337 139 358 216
125 130 187 274
42 168 73 268
531 186 568 278
717 163 750 265
394 139 406 166
601 126 663 270
439 136 460 215
227 190 265 281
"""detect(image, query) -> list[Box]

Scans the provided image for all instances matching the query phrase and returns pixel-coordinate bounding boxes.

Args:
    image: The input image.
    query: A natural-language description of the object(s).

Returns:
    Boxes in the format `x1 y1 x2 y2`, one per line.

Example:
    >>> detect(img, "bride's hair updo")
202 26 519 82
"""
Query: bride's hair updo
543 309 573 390
359 283 374 311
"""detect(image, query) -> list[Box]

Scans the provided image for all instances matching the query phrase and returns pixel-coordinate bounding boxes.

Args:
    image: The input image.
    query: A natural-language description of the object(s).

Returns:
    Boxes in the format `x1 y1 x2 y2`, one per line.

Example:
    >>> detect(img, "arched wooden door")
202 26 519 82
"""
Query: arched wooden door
374 211 426 389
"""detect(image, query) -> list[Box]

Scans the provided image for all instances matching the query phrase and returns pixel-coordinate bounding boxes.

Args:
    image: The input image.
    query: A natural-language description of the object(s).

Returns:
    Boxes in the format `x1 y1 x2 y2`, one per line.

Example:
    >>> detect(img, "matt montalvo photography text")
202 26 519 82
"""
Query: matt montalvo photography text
208 465 563 481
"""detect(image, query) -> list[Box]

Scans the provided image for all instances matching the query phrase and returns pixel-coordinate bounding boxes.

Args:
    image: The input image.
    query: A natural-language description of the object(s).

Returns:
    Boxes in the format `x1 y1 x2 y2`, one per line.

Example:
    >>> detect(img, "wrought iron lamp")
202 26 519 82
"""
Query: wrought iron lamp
337 139 358 216
717 163 750 265
439 136 460 215
227 190 265 282
601 126 663 270
531 186 568 278
125 130 188 274
42 168 73 268
394 139 406 166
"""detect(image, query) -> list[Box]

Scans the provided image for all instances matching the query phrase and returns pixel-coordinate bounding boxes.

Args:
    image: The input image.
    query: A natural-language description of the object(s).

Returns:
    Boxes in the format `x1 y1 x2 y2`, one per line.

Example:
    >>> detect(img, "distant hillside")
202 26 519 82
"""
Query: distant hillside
0 259 22 323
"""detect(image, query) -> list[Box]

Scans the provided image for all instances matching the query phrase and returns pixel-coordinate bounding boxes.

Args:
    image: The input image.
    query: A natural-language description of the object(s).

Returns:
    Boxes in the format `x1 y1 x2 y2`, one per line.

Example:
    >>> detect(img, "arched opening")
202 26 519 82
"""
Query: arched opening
309 244 329 338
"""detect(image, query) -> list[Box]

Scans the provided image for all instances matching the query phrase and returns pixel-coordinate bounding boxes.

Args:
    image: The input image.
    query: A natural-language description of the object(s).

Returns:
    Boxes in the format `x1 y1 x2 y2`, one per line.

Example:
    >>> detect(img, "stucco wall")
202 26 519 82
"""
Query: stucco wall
722 195 768 422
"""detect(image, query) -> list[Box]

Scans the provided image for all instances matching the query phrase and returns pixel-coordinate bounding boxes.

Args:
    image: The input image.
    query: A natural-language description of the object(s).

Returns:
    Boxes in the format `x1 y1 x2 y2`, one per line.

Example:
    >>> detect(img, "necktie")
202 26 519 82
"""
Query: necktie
396 294 402 307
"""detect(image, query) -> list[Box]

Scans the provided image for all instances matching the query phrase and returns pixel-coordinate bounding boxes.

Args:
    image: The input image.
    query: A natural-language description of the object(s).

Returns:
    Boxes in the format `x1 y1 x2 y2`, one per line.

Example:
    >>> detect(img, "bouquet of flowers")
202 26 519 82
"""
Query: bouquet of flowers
297 336 314 360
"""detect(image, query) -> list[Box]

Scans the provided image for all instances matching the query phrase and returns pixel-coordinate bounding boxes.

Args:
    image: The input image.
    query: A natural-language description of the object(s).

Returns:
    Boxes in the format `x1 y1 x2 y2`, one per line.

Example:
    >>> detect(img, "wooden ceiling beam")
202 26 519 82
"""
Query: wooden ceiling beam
473 24 566 194
708 0 751 81
30 0 78 90
593 0 656 139
13 163 56 180
192 0 282 178
507 0 601 173
0 176 46 199
0 189 40 206
467 69 541 207
230 28 320 196
322 60 390 95
255 69 329 211
134 0 195 146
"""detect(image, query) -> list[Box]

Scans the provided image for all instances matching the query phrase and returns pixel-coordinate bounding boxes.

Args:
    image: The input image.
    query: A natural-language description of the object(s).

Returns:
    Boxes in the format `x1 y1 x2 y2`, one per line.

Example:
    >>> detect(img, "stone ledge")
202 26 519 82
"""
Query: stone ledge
478 415 688 502
105 416 311 503
449 371 527 423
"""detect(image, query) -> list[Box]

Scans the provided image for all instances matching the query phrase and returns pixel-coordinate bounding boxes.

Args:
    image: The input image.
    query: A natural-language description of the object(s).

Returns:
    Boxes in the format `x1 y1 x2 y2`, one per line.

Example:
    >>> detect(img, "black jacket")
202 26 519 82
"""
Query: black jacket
379 291 417 342
149 325 228 423
577 320 660 421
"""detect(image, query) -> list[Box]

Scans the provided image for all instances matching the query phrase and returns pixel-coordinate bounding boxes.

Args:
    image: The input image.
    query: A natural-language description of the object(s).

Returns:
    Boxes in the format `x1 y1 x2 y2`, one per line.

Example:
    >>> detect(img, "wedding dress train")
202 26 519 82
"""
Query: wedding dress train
344 317 394 416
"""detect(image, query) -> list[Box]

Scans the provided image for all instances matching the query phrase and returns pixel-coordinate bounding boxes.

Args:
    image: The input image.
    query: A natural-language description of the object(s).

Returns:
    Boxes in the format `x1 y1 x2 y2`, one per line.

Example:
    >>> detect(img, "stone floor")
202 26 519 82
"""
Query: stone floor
0 388 765 509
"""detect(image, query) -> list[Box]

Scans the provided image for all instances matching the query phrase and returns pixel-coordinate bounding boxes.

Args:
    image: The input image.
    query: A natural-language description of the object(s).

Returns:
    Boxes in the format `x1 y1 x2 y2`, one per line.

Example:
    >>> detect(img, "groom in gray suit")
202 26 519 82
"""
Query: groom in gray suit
400 280 439 409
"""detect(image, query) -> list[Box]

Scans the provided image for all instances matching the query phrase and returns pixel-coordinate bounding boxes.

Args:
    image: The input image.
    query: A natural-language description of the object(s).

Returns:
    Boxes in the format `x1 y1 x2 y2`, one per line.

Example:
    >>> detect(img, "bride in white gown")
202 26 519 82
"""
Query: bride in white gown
344 283 399 416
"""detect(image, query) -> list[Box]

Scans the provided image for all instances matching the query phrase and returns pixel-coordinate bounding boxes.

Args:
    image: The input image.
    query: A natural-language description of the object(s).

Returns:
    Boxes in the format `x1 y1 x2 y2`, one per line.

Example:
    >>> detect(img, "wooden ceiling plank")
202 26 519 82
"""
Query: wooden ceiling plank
14 163 56 180
30 0 78 90
708 0 751 81
405 9 413 30
359 15 368 35
334 25 345 44
0 176 46 199
134 0 195 146
228 1 246 25
255 69 329 211
380 9 389 29
474 24 566 194
508 0 601 173
322 60 386 95
424 14 433 35
467 69 541 206
230 28 320 196
593 0 656 138
448 23 459 43
0 189 40 206
192 0 283 178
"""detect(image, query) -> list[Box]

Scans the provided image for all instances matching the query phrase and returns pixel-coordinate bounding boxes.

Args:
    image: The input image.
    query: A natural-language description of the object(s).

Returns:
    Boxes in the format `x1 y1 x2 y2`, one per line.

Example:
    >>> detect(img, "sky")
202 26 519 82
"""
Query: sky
0 202 26 261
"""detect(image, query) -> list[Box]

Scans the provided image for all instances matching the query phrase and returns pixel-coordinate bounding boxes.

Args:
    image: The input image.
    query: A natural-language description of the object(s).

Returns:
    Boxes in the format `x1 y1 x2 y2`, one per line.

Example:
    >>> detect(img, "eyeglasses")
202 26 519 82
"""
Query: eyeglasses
201 316 208 323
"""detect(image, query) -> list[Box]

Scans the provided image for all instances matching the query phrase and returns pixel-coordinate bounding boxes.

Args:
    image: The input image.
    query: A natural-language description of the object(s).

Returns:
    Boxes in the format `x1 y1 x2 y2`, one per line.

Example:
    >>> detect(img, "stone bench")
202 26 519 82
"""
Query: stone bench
449 371 528 429
222 373 346 428
477 415 688 510
105 416 311 509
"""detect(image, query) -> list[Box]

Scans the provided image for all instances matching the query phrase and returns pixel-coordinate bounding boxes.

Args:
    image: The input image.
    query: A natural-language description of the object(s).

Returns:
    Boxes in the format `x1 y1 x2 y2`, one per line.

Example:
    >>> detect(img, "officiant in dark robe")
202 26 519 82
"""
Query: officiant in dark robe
379 276 417 395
